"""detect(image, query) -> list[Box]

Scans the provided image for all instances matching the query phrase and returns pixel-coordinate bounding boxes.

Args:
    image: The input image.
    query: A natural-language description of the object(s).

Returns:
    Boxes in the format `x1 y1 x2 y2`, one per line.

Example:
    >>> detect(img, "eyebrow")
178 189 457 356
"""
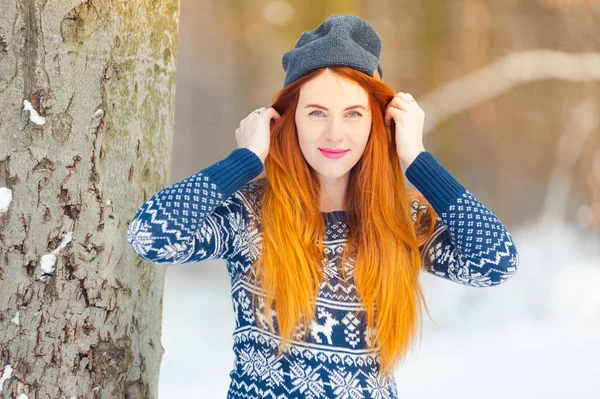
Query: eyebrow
304 104 367 111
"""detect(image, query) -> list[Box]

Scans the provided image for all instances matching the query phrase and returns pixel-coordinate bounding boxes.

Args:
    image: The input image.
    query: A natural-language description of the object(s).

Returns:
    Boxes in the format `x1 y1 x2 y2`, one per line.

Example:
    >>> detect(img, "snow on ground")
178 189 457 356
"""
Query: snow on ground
158 223 600 397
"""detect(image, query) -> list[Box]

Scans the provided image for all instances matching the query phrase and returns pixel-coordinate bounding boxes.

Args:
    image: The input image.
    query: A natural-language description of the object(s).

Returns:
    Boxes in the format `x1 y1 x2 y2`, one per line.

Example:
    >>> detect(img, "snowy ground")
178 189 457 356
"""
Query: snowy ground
158 223 600 398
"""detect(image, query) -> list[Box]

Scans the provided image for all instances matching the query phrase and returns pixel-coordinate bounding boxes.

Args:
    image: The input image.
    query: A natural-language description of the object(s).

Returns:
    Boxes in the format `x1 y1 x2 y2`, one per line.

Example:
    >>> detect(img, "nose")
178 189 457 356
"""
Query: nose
324 118 345 142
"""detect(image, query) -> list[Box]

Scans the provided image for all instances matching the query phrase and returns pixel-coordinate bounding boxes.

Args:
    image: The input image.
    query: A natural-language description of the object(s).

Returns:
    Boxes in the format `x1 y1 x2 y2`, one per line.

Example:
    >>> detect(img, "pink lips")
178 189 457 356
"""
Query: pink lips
319 148 349 159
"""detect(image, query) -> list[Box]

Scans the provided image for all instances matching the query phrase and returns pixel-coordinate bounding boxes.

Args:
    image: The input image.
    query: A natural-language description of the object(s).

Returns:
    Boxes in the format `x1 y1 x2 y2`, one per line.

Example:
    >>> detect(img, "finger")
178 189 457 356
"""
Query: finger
268 107 282 120
384 99 401 126
385 94 414 126
388 96 411 113
385 103 401 126
395 98 418 113
384 105 407 126
396 91 412 98
395 92 415 104
400 93 420 107
249 107 267 117
262 107 281 122
395 92 408 100
396 92 415 102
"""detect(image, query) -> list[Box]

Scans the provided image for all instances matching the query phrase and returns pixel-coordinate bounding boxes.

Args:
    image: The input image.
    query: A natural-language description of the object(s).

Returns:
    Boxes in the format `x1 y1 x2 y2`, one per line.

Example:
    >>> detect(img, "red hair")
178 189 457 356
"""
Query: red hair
246 66 438 379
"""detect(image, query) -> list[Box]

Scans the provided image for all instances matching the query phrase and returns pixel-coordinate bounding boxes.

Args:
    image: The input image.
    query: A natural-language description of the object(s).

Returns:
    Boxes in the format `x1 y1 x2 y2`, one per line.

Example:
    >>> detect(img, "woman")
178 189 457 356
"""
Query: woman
127 14 519 399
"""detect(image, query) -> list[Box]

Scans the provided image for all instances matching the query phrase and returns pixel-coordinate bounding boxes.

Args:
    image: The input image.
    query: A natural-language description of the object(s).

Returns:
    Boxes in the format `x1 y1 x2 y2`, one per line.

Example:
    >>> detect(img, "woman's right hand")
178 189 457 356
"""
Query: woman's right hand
236 107 281 164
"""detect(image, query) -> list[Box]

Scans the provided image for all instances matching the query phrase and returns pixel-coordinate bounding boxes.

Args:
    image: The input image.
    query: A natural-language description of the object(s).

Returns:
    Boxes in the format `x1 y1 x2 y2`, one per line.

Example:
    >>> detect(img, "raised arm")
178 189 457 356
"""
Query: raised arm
126 148 263 265
406 151 519 287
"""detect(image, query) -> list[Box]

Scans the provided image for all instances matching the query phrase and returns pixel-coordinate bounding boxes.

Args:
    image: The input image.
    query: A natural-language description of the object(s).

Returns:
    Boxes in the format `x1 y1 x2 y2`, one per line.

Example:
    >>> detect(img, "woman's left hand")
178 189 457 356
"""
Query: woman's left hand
384 92 426 169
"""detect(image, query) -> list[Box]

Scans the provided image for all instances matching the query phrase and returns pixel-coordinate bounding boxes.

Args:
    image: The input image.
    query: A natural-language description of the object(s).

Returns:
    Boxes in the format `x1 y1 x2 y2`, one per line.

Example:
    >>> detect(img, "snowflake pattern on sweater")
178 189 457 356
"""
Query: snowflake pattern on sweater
127 148 519 399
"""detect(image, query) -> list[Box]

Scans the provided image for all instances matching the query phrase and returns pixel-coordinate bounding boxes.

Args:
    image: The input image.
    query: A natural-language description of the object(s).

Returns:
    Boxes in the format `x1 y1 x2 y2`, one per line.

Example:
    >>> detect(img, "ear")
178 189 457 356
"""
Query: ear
372 68 381 81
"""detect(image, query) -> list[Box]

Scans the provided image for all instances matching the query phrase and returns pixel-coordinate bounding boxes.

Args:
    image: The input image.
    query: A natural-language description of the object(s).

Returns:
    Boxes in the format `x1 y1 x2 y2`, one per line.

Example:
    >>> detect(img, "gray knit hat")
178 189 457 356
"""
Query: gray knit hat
282 14 384 88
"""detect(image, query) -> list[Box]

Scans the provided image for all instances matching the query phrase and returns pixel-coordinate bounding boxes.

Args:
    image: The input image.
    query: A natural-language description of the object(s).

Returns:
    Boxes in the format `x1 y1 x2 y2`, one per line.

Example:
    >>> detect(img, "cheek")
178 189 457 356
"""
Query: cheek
355 127 371 150
297 131 312 150
297 126 319 147
296 130 317 159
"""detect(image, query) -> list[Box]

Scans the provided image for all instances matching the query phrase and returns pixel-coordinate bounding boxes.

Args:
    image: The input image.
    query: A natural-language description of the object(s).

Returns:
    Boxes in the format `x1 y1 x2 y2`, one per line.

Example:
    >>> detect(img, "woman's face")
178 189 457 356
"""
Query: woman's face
295 69 372 186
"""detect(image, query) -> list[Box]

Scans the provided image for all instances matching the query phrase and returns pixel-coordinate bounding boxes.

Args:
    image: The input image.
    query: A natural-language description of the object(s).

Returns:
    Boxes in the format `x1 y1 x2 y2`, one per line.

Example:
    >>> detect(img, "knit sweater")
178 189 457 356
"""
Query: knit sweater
126 148 519 399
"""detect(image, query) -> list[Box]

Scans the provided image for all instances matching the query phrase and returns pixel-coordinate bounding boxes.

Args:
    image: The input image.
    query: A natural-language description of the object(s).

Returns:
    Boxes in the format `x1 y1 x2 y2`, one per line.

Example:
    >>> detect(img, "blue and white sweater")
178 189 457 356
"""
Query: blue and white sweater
127 148 519 399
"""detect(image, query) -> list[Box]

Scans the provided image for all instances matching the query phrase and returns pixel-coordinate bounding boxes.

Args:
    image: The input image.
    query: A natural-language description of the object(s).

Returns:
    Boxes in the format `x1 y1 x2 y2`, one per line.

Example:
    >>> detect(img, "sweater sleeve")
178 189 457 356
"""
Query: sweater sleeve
126 147 264 265
406 151 519 287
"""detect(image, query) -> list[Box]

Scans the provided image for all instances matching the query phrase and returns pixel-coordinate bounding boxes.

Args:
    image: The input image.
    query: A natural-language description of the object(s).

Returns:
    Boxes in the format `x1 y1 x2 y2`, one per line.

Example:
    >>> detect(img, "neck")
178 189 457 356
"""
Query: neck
319 174 349 212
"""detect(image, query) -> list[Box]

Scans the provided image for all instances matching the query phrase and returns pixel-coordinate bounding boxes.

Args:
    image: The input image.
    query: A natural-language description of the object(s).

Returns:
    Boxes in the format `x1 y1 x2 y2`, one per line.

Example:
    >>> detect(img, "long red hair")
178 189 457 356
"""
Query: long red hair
246 66 438 379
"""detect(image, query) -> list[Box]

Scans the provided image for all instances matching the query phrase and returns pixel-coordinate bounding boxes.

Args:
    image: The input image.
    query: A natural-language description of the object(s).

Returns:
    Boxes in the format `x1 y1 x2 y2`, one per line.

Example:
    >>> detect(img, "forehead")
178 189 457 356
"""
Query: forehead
298 71 368 106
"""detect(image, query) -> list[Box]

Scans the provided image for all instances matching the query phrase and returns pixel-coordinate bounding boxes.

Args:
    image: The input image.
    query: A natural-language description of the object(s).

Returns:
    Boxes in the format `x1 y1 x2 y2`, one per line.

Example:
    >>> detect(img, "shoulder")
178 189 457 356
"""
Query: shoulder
231 176 267 218
236 176 267 200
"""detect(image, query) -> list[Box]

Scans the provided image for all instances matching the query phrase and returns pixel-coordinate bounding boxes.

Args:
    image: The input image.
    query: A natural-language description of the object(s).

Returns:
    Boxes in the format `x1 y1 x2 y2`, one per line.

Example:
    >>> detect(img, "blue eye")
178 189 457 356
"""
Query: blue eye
309 110 362 117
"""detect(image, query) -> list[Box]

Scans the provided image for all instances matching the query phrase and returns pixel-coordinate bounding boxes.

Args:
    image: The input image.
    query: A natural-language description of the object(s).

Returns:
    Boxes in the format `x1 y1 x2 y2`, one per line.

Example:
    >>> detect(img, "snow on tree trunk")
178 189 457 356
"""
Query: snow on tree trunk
0 0 179 397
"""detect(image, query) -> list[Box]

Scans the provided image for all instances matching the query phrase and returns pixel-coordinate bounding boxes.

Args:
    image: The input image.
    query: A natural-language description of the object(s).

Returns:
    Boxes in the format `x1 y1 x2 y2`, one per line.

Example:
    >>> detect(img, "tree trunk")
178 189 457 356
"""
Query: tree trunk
0 0 179 397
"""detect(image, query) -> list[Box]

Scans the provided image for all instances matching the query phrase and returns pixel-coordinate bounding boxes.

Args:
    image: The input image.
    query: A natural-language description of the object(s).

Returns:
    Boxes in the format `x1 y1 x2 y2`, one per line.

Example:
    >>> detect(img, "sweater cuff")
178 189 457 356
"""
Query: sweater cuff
405 151 467 214
203 148 264 195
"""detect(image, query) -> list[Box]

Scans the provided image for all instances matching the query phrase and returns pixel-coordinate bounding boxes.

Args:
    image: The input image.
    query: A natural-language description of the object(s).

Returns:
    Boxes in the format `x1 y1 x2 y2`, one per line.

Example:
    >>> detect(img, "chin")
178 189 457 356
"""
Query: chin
315 164 352 178
318 171 348 179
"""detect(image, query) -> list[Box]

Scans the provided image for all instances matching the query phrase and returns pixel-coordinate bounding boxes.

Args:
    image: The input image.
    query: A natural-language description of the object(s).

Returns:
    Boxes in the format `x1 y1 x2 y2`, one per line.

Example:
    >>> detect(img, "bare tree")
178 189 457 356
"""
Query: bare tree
0 1 179 397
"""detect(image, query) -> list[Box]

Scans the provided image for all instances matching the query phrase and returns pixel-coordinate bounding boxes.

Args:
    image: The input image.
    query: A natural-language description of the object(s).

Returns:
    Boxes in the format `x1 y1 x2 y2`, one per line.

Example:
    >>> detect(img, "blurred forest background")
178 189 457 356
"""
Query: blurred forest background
160 0 600 397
